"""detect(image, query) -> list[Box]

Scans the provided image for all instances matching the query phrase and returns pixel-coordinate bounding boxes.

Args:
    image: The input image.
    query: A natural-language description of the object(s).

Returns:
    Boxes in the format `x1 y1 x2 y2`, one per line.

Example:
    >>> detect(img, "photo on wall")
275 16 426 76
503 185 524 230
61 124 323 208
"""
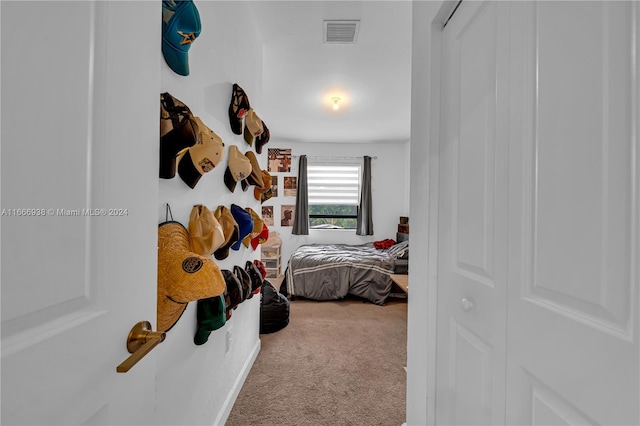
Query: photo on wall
262 206 274 226
268 148 292 173
283 176 297 197
270 176 278 197
281 204 295 226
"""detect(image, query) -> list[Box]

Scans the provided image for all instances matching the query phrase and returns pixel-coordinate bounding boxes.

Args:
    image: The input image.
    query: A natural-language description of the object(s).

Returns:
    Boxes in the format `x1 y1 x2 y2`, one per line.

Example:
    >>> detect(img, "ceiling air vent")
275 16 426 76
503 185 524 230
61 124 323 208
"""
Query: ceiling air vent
323 20 360 44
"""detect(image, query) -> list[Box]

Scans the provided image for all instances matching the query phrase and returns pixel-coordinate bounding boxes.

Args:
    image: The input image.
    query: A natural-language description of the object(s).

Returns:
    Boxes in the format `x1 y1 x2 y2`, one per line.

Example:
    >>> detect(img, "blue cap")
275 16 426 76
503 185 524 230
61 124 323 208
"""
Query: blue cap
230 205 253 251
162 0 201 76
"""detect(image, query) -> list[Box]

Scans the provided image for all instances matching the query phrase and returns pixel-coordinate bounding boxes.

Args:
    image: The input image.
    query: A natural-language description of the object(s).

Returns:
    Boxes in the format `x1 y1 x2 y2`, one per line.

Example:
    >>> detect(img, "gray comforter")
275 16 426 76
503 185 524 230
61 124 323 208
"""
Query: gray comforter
284 243 396 305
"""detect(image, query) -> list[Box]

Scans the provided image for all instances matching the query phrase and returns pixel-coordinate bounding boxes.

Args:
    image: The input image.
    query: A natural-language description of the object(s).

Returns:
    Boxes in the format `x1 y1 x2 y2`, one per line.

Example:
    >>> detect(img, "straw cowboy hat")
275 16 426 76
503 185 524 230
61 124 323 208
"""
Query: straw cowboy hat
157 221 226 332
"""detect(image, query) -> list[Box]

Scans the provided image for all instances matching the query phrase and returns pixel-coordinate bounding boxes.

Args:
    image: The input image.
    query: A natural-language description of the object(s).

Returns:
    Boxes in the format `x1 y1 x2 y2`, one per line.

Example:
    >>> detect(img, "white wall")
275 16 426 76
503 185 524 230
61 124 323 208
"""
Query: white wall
157 2 265 425
266 140 410 266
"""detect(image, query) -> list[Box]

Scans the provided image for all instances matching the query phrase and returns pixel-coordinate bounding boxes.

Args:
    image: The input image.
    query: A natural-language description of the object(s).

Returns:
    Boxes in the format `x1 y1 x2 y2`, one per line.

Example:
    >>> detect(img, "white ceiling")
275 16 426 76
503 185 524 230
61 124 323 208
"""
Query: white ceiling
247 1 413 144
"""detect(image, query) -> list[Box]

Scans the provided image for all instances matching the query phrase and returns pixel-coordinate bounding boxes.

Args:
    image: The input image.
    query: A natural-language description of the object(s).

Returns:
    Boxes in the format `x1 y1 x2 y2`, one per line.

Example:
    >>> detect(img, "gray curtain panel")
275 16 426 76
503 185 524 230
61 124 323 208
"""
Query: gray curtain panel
356 155 374 235
292 155 309 235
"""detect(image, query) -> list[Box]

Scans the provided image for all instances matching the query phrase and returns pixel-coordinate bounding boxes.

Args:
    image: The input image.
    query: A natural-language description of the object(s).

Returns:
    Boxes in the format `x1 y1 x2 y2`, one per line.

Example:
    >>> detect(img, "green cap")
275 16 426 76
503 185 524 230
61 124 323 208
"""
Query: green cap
194 295 226 345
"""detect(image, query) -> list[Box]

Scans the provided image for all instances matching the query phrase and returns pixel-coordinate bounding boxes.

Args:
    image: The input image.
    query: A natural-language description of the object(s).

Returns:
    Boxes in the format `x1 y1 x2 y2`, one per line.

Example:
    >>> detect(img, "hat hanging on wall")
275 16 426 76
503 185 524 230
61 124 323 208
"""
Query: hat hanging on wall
245 261 264 295
193 295 226 345
242 208 263 249
253 259 267 280
188 204 225 255
223 145 252 192
228 84 251 135
162 0 201 76
221 269 243 318
213 206 239 261
230 204 253 251
255 121 270 154
254 170 272 202
240 151 264 192
177 117 225 188
243 109 264 146
250 222 270 250
159 92 198 179
156 221 226 333
234 265 253 301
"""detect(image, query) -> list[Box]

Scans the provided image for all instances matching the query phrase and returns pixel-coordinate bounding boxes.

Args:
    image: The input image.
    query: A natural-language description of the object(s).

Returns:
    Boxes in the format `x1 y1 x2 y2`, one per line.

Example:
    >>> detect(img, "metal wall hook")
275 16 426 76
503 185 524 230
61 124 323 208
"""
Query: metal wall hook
116 321 166 373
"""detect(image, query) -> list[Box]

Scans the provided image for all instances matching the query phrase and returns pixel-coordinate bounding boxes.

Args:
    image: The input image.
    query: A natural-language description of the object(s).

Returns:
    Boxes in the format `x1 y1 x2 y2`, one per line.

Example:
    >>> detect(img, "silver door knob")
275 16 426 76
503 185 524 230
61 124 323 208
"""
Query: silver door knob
461 298 474 312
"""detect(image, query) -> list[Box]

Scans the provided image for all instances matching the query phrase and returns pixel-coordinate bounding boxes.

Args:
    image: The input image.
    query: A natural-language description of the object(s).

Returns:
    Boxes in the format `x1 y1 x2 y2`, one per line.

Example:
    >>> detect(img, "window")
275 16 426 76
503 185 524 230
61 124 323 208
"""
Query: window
307 164 361 229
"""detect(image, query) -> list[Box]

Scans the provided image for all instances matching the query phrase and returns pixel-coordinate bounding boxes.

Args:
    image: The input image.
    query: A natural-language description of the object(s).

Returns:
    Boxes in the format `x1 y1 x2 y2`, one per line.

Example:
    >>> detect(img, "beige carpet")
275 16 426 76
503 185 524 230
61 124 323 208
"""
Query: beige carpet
226 295 408 426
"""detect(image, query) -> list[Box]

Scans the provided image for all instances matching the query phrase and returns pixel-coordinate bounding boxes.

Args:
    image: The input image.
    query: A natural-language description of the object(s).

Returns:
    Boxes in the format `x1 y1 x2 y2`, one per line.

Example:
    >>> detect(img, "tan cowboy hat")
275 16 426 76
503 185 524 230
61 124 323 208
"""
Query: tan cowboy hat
157 221 226 332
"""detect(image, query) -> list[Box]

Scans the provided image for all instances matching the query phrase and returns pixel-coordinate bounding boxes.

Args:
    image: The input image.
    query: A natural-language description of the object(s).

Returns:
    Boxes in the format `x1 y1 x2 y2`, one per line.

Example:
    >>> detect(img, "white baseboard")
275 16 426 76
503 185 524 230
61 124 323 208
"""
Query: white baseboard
213 338 262 426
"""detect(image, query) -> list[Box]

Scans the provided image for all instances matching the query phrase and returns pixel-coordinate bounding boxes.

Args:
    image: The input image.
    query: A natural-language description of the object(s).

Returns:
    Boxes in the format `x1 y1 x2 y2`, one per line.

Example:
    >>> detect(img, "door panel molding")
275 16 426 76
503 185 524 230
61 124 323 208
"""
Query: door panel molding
0 1 110 357
448 318 494 425
524 369 599 426
520 1 635 341
451 0 497 288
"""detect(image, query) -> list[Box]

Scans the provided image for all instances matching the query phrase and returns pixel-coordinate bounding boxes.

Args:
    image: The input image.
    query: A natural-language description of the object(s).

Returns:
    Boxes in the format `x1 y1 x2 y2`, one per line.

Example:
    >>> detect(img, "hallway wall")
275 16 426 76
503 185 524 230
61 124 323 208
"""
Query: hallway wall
157 3 265 424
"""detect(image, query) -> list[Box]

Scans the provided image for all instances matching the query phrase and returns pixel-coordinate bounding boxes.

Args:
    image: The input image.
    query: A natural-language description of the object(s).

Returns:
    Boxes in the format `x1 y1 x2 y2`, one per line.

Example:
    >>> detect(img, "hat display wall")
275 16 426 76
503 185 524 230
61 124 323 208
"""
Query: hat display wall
228 84 250 135
230 204 253 251
193 295 226 345
240 151 264 192
213 206 239 260
157 221 226 333
178 117 225 189
162 0 201 76
224 146 252 193
160 92 198 179
188 204 225 255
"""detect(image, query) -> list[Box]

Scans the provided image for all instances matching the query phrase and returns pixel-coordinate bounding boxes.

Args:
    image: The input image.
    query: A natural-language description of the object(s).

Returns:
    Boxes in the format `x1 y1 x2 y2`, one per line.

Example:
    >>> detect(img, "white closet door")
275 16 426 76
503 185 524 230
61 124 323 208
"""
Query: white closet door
436 2 510 424
505 2 639 424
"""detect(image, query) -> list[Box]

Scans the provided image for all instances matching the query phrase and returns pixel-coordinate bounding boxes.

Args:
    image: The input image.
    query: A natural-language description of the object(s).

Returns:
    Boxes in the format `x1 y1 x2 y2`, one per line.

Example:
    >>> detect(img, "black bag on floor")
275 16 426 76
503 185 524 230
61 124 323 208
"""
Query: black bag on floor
260 280 290 334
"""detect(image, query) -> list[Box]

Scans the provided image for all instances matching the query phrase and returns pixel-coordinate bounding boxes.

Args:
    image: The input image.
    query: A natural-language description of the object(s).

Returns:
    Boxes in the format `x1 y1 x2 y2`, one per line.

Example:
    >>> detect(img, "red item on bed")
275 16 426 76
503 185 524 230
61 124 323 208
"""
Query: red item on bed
373 239 396 250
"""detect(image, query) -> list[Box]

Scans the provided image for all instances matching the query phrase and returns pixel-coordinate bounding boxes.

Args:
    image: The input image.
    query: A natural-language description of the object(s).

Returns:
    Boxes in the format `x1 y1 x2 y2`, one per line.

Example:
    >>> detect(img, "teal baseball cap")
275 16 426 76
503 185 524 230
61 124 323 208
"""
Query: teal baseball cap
162 0 201 76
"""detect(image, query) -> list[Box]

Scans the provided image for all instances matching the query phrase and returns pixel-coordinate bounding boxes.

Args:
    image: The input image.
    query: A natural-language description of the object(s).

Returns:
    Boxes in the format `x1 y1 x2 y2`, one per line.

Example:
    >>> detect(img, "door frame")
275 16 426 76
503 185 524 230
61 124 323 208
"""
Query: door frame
408 1 456 425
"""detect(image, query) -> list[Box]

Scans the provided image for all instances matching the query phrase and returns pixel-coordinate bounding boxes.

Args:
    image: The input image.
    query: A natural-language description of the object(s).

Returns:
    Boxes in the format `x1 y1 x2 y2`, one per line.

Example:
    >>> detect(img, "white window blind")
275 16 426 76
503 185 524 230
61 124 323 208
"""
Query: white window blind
308 164 361 205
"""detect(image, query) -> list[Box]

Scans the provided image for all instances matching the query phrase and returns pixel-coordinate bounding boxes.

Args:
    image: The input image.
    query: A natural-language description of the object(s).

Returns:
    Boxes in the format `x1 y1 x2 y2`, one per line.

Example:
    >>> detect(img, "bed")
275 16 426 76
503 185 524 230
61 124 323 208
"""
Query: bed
280 241 409 305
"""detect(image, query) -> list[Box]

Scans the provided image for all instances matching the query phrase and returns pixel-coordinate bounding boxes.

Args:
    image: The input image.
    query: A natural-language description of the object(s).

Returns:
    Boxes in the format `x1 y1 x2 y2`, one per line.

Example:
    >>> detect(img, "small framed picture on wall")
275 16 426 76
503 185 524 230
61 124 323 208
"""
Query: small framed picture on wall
262 206 274 226
283 176 297 197
281 205 295 226
268 148 292 173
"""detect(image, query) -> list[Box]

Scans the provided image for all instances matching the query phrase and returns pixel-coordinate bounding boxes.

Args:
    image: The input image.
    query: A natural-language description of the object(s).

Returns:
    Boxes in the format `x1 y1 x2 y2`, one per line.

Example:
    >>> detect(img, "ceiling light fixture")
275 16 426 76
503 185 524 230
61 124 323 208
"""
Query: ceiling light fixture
331 97 341 110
